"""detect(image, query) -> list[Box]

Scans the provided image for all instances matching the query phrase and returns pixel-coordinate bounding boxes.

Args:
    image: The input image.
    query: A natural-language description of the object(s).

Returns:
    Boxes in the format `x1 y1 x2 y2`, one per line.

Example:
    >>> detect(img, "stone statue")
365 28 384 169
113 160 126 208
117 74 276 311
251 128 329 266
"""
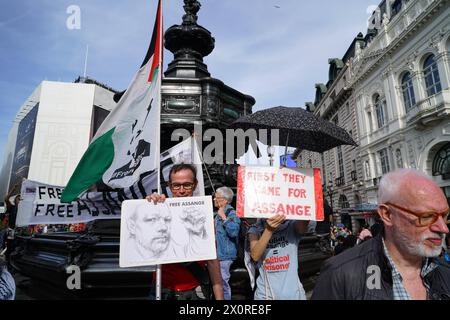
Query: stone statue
382 13 390 27
183 0 201 25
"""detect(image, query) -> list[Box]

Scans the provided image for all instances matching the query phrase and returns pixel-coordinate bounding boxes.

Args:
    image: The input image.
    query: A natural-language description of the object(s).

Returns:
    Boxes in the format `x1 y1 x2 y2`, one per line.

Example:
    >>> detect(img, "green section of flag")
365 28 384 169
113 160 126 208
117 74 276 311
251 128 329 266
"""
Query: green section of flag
61 128 116 203
151 66 159 83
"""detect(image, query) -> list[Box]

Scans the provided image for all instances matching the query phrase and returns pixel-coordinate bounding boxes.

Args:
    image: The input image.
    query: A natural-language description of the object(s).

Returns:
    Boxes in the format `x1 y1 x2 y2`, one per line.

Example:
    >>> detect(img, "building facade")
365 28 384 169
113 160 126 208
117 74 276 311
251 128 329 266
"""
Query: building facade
351 0 450 204
0 78 117 197
299 0 450 231
298 37 368 230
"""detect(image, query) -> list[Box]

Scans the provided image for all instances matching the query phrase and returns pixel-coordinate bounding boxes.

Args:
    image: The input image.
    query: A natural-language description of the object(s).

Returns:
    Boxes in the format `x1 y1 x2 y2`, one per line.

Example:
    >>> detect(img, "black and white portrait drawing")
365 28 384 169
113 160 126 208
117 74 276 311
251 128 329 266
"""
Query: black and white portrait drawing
120 197 216 267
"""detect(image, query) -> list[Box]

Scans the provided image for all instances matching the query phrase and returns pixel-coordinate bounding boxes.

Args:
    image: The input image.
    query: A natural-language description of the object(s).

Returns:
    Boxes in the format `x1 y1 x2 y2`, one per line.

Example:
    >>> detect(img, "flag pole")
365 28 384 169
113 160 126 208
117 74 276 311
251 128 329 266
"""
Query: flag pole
83 44 89 78
193 133 215 194
155 0 163 301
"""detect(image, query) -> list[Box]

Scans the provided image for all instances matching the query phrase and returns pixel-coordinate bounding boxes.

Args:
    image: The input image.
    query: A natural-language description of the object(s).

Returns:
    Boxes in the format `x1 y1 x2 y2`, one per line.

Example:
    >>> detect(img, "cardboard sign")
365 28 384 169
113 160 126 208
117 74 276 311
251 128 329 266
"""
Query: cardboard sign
237 166 324 221
120 197 217 268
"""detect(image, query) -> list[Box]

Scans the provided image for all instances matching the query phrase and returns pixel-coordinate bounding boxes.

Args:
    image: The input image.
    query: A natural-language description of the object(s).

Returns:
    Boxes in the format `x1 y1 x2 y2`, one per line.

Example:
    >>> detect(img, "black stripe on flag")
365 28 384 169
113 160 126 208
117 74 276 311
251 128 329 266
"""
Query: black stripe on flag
140 0 161 68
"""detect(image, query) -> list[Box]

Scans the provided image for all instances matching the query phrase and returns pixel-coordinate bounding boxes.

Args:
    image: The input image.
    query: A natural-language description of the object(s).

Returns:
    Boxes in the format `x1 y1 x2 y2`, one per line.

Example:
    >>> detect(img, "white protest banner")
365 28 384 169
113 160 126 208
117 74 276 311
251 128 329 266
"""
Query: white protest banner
16 179 122 227
16 138 204 227
119 197 216 268
236 166 324 221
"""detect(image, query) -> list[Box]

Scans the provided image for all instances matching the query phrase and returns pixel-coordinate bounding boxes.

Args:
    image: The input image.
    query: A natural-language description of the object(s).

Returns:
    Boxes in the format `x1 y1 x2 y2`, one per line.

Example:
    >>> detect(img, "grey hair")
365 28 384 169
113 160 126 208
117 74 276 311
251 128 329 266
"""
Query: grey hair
215 186 234 203
378 168 431 204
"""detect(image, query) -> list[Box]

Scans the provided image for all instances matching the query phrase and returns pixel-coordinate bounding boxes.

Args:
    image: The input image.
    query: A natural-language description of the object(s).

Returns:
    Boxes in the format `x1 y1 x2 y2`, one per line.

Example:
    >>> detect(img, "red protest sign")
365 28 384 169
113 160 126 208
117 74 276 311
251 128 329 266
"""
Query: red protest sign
237 166 324 221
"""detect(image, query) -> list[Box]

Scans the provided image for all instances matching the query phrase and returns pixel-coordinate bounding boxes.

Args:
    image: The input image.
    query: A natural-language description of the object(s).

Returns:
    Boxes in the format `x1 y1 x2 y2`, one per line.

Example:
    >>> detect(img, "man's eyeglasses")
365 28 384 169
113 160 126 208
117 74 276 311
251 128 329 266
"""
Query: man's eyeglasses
383 202 449 227
170 182 195 190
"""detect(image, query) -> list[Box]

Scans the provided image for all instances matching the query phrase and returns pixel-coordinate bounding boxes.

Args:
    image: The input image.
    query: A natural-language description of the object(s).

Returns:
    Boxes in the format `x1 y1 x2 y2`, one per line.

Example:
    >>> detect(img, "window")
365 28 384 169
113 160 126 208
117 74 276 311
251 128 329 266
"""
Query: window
374 94 385 128
395 149 403 169
401 72 416 111
332 114 339 126
337 146 344 180
354 194 361 205
321 153 327 183
339 195 350 209
432 142 450 179
391 0 402 16
351 160 357 181
423 55 442 97
379 149 390 174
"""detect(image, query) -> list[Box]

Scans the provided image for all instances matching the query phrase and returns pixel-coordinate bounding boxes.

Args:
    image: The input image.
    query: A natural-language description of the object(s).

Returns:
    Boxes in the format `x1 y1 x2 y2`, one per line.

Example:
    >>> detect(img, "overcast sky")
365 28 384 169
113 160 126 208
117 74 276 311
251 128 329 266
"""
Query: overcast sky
0 0 378 161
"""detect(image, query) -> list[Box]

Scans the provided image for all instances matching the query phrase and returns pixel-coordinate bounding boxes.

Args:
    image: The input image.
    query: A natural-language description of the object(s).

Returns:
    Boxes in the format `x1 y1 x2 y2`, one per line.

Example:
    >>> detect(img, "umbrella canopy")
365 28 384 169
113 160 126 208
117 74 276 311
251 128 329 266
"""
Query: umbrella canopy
231 106 357 153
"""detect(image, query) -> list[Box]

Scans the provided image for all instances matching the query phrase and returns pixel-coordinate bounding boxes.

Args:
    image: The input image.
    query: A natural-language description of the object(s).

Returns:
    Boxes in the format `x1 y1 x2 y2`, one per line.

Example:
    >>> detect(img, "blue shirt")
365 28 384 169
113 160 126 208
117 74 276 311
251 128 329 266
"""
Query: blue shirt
214 205 240 261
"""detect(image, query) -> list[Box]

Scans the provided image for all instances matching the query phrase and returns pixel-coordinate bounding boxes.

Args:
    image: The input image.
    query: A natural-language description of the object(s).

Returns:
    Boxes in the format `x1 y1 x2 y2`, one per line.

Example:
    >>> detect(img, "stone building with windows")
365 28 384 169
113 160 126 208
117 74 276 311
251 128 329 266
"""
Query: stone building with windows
351 0 450 204
299 0 450 231
298 35 367 229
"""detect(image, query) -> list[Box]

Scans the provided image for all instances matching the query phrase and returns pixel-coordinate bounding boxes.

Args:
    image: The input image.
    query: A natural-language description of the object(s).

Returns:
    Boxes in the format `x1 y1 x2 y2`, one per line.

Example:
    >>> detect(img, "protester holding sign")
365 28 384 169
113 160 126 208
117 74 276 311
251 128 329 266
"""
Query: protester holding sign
146 163 224 300
248 214 309 300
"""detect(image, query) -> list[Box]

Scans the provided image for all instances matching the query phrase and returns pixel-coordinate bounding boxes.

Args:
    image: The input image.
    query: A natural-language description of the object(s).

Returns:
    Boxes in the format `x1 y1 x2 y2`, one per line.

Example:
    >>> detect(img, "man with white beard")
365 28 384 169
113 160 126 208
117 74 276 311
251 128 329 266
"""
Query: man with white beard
312 169 450 300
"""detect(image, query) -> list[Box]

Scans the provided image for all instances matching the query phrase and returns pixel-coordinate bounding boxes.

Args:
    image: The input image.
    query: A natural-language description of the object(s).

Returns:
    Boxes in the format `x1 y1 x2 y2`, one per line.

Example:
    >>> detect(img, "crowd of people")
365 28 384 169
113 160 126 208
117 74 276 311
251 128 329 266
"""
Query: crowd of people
1 167 449 300
330 223 375 255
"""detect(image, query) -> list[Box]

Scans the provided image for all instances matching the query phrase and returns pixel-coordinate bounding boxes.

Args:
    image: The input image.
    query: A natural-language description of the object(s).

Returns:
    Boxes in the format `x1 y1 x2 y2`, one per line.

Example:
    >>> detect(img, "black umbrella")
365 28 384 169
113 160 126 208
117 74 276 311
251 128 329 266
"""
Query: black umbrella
231 106 357 154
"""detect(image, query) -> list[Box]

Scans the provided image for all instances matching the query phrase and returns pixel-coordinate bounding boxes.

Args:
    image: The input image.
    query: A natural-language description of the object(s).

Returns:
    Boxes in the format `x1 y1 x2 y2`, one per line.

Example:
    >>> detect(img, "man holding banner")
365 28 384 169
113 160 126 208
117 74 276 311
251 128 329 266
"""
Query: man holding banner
147 164 224 300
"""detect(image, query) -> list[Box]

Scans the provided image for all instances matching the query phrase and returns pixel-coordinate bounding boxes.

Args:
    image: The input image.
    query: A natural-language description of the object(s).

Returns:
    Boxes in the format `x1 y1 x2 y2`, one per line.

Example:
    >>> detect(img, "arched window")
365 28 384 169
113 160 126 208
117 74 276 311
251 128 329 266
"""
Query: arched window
378 148 391 174
354 194 361 206
401 72 416 111
391 0 402 16
423 54 442 97
339 195 350 209
374 94 385 128
432 142 450 180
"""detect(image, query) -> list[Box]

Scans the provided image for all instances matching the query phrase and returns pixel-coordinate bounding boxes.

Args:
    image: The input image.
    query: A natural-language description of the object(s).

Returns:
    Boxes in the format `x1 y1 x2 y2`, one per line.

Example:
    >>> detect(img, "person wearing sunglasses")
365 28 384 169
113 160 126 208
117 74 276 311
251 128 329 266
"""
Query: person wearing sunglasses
312 168 450 300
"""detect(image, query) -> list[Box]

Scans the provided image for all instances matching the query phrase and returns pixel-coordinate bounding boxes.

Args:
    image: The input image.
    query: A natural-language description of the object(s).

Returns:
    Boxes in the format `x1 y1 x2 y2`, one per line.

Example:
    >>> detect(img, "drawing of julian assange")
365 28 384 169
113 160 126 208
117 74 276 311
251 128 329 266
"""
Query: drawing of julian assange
126 202 173 260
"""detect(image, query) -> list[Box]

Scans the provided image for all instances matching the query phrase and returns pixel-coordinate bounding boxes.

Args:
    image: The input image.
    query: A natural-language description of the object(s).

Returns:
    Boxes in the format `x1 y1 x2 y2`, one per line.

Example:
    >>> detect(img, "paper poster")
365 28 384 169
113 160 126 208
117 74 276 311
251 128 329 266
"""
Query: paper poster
237 166 324 221
120 197 217 268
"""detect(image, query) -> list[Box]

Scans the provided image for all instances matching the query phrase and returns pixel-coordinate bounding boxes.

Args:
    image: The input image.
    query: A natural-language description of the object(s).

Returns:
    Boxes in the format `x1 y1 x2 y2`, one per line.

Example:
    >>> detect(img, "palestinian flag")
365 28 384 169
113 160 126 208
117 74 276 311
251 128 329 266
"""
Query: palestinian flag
61 0 163 203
